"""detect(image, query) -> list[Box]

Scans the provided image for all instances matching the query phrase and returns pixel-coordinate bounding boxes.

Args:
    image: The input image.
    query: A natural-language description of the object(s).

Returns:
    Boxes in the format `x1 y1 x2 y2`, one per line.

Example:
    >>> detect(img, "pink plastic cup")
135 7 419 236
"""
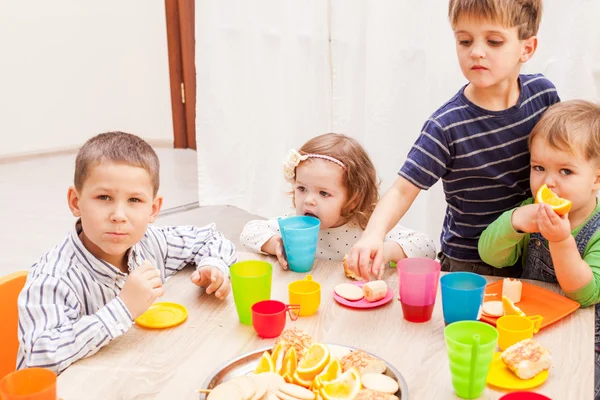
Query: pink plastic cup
398 258 441 322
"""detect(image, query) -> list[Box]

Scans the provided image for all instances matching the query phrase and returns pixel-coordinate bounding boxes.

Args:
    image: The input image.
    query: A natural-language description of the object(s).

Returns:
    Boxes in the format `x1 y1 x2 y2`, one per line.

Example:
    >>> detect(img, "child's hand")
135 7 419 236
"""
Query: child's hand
538 202 571 243
511 204 540 233
263 234 288 269
190 266 231 300
119 261 164 320
347 236 385 281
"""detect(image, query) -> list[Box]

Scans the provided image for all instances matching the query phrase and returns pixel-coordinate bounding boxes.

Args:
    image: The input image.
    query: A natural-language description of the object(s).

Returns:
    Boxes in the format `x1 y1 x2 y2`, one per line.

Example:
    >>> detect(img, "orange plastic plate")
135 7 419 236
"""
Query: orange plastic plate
481 281 580 329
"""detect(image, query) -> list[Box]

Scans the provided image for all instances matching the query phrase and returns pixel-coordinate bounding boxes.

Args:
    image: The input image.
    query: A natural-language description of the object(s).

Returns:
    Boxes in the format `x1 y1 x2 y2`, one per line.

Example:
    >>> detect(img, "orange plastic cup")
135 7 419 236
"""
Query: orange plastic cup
0 368 56 400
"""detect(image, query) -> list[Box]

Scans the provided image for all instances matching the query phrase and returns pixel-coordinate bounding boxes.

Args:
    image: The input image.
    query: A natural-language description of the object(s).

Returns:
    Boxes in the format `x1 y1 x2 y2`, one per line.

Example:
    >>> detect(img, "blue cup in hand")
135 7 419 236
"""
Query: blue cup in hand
278 216 320 272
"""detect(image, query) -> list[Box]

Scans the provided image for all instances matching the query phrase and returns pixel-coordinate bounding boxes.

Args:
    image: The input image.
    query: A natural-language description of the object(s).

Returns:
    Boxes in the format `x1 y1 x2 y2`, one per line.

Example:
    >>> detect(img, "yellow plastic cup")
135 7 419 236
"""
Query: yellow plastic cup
496 314 543 351
0 368 56 400
288 275 321 316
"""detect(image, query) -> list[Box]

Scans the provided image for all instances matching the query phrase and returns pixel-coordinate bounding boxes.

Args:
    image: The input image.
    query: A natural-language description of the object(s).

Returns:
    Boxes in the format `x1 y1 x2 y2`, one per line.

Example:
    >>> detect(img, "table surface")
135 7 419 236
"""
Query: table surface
57 251 594 399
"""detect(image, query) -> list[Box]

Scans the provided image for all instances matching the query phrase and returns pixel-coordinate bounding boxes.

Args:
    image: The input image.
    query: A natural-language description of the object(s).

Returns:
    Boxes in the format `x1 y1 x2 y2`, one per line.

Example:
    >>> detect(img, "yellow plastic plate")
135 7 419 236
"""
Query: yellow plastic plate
487 352 549 390
135 302 188 329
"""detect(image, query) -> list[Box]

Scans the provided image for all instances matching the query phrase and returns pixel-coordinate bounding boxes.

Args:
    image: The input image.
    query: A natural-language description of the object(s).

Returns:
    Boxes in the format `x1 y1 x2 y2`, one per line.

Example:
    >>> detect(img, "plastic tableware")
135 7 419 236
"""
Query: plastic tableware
278 216 320 272
487 352 549 391
444 320 498 399
441 272 487 324
496 315 543 351
135 302 188 329
398 258 441 322
332 281 394 309
288 275 321 316
0 368 57 400
498 391 551 399
230 260 272 325
251 300 300 338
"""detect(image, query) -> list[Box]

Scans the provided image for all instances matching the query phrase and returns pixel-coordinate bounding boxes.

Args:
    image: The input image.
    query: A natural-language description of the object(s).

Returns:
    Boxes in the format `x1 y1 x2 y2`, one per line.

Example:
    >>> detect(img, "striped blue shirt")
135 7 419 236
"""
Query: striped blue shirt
16 220 236 374
399 74 560 262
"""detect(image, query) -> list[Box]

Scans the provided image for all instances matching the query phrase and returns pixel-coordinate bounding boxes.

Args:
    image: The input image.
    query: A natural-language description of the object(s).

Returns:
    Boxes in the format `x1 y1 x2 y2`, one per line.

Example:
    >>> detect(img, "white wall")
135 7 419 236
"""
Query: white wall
0 1 173 157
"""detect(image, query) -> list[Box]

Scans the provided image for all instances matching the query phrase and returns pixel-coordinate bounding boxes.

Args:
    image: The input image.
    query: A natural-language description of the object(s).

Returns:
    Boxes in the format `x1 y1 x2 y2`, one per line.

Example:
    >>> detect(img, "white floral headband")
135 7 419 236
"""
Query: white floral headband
283 149 346 182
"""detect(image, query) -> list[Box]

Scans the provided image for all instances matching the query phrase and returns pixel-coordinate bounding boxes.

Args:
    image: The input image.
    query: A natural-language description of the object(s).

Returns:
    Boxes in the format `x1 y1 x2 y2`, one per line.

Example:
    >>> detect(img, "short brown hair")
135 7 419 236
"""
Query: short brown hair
448 0 543 39
292 133 379 230
528 100 600 162
74 131 160 195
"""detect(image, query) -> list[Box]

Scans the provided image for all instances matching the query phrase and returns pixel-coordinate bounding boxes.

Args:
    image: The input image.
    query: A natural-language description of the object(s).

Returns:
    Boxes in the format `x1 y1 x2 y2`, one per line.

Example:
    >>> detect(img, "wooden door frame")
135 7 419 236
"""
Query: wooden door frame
165 0 196 149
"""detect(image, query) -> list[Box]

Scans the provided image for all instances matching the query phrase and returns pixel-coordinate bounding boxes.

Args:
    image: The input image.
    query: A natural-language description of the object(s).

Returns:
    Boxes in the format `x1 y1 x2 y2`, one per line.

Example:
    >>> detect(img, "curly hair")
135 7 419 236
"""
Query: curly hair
291 133 379 230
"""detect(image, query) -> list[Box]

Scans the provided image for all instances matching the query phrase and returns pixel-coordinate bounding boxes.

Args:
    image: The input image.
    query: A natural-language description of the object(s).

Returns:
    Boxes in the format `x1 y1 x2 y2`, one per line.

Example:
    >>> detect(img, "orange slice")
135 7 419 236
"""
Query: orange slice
502 295 525 317
296 343 330 381
254 351 275 373
535 184 572 216
312 359 342 391
292 371 313 388
271 342 286 374
280 347 298 377
320 368 361 400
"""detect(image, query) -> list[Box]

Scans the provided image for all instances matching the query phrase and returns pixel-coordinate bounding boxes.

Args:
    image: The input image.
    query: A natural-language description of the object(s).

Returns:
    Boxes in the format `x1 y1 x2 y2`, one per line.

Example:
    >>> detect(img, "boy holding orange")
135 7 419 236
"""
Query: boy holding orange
478 100 600 397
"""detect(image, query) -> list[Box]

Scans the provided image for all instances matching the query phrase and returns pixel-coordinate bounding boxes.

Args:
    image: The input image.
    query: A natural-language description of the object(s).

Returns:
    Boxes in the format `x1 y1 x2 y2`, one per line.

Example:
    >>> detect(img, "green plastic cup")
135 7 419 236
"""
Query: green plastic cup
444 321 498 399
230 260 272 325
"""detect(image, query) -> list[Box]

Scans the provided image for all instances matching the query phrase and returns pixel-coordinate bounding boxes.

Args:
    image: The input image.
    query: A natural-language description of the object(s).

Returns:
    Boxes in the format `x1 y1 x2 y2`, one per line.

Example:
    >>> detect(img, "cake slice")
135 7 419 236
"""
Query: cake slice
501 339 552 380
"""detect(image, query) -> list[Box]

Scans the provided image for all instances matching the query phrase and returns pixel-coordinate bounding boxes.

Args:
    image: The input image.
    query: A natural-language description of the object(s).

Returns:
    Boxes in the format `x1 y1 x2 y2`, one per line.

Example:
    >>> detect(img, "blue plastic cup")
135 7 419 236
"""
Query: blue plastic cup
278 216 320 272
441 272 487 324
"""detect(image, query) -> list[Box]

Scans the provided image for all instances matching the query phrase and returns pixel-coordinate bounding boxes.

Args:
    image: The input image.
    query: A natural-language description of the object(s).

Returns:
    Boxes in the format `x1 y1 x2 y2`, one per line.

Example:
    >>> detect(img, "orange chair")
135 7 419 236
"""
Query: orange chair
0 271 28 381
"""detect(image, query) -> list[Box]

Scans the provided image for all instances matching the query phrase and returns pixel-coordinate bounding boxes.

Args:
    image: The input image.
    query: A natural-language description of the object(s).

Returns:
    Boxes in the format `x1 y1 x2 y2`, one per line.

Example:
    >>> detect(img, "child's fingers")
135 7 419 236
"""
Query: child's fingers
149 276 163 289
215 279 231 299
276 244 288 269
205 274 222 294
371 249 384 278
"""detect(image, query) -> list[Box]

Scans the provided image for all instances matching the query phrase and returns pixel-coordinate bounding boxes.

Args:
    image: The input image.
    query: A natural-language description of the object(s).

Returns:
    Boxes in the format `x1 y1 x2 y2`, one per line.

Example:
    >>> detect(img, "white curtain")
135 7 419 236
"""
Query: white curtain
197 0 600 243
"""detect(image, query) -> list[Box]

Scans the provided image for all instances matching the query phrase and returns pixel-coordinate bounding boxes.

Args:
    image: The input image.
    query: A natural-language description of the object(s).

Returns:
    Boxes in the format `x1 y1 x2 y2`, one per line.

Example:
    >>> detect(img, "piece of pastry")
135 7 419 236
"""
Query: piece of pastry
355 388 400 400
501 339 552 380
340 350 386 375
343 254 362 280
274 328 313 359
362 281 388 302
335 283 364 301
502 278 523 303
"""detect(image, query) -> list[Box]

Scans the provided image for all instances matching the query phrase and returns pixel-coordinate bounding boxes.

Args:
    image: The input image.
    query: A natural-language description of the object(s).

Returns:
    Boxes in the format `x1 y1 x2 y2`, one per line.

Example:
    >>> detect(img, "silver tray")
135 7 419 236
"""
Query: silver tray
199 343 408 399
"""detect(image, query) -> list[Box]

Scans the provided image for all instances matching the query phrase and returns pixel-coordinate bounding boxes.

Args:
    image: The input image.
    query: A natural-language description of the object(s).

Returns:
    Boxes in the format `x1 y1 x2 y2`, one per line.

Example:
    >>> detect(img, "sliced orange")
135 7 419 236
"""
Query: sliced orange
314 359 342 389
535 184 572 216
296 343 330 381
271 342 286 374
320 368 361 400
254 351 275 373
280 347 298 377
502 295 525 317
292 371 314 388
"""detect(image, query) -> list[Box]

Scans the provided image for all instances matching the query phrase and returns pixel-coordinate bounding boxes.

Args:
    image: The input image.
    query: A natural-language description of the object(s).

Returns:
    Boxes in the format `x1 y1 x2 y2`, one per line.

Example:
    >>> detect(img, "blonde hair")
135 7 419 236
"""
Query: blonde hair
528 100 600 162
75 131 160 195
448 0 543 39
292 133 379 230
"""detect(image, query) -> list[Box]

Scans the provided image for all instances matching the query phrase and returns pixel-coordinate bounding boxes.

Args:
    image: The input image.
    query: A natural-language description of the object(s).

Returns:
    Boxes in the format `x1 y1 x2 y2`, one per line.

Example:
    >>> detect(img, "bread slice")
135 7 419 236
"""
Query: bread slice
343 255 362 280
501 339 552 380
340 350 386 375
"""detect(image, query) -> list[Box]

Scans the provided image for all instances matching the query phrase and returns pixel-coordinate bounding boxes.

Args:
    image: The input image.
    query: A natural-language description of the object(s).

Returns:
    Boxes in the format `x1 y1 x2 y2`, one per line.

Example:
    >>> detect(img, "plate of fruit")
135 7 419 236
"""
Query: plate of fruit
199 327 408 399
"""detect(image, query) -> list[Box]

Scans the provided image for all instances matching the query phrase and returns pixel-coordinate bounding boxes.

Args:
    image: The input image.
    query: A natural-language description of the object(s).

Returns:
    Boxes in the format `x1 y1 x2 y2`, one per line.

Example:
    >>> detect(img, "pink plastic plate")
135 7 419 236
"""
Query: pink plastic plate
333 281 394 309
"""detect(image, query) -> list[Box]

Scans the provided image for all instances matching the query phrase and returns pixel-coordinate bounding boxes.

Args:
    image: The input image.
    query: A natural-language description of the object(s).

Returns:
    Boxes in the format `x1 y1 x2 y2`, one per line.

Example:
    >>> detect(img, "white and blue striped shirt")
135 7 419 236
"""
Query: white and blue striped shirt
16 220 236 374
400 74 560 262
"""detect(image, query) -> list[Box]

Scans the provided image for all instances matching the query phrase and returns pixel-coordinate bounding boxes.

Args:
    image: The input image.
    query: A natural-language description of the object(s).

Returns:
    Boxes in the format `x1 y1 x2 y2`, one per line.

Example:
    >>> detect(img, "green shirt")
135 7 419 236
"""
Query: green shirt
478 198 600 307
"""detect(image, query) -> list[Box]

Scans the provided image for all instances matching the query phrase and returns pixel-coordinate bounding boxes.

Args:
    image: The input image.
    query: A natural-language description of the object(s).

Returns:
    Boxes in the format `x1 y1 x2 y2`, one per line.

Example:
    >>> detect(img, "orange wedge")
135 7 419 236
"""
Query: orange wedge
502 295 525 317
320 368 361 400
254 351 275 373
280 347 298 377
296 343 330 381
292 371 314 388
535 184 572 216
271 342 286 373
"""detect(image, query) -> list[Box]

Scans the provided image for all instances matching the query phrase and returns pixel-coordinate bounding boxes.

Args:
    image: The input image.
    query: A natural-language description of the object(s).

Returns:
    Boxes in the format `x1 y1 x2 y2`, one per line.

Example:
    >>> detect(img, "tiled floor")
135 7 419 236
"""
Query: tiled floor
0 148 260 277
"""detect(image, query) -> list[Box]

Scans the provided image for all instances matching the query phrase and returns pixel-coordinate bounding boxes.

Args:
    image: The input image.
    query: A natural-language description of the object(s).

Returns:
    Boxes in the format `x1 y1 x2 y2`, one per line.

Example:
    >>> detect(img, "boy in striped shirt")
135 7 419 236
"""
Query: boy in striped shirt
16 132 236 374
347 0 560 280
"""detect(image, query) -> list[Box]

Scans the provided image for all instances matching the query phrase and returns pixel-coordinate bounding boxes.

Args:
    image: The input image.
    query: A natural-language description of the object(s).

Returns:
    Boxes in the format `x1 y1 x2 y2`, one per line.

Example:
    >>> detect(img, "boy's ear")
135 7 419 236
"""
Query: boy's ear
593 166 600 191
149 194 164 223
520 36 538 63
67 186 81 217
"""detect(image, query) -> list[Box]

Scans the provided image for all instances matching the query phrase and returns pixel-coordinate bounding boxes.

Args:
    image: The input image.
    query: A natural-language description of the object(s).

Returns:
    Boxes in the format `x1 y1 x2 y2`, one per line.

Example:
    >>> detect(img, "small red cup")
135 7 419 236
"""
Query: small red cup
251 300 300 338
499 392 551 399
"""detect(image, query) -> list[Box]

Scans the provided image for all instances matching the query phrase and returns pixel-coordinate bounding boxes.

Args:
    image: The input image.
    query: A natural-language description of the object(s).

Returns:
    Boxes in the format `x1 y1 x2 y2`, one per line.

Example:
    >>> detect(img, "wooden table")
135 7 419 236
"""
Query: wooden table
57 251 594 399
